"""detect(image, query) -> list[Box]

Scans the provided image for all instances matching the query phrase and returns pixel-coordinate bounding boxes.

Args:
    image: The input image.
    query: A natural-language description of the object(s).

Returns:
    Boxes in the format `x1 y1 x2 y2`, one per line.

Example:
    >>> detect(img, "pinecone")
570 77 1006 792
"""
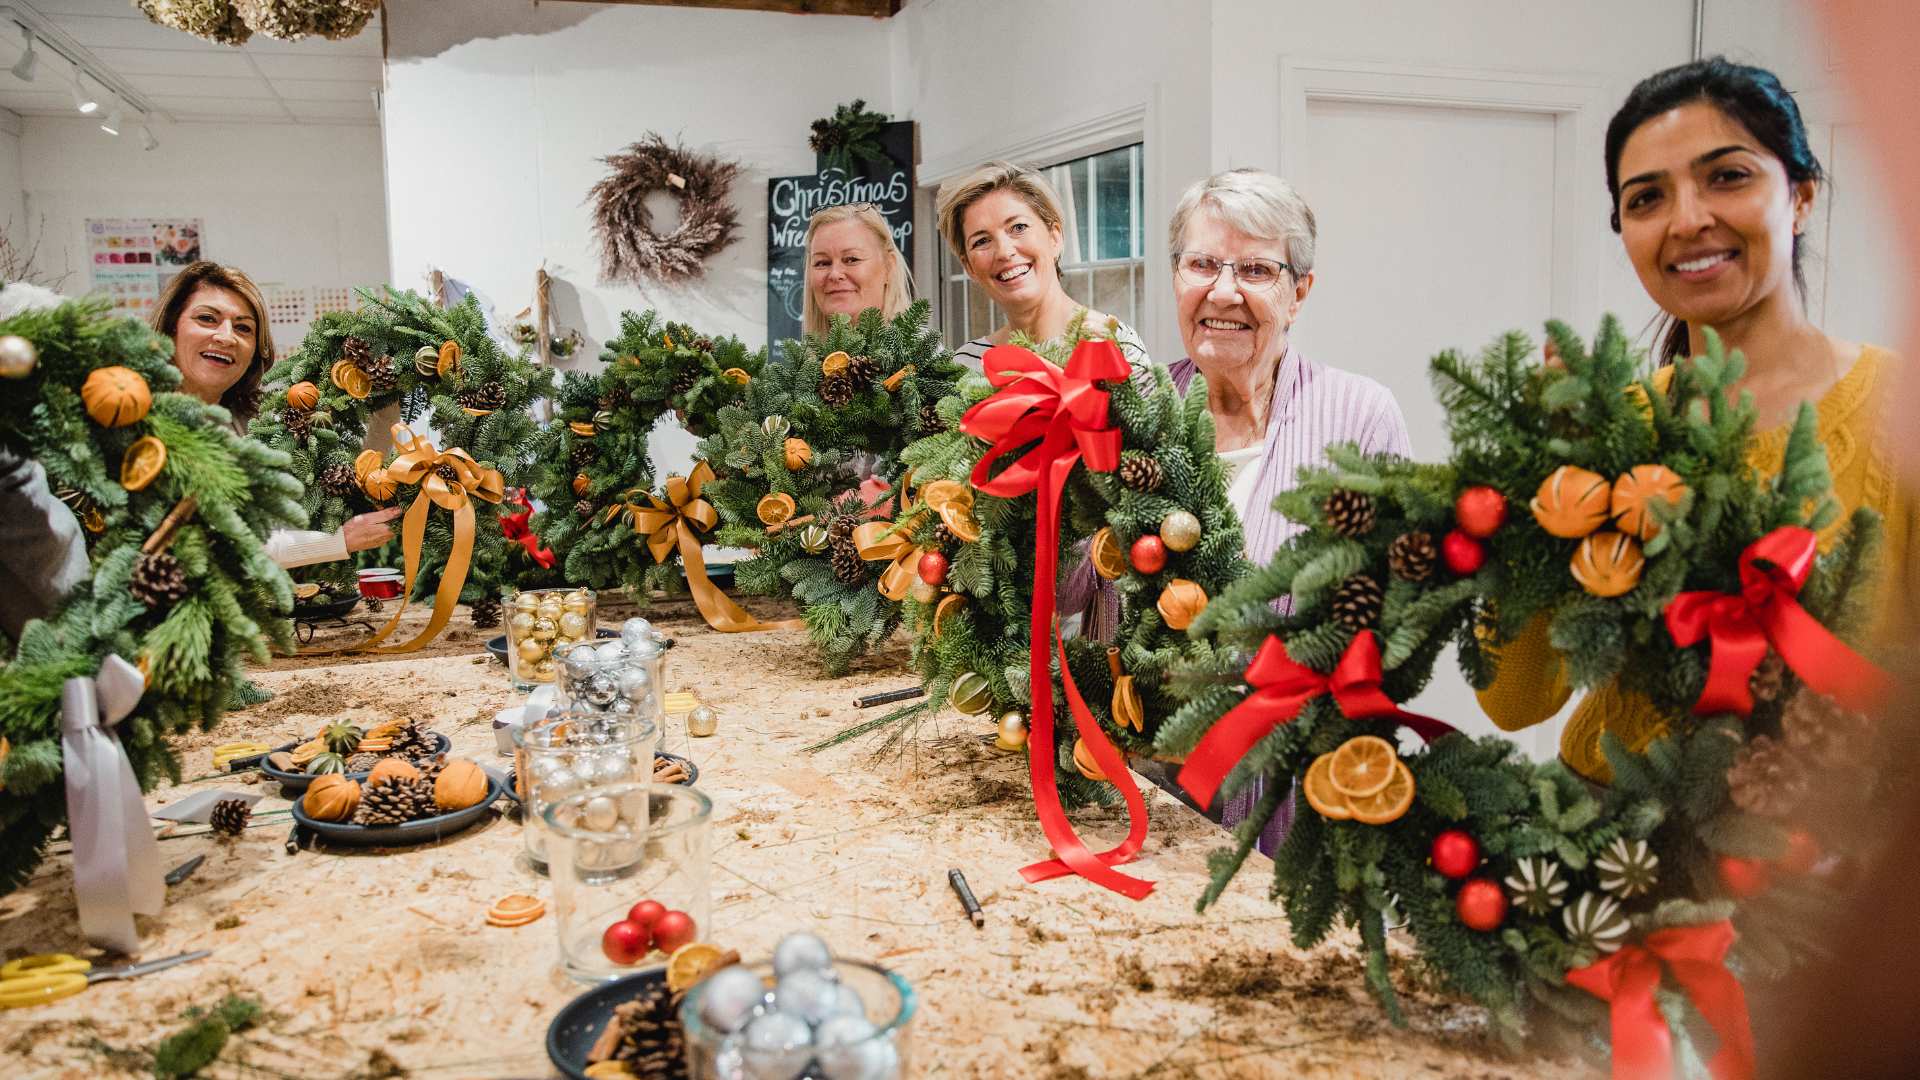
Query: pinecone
130 551 190 608
1726 735 1808 817
340 335 374 370
1388 531 1437 582
356 776 435 825
576 498 598 519
366 354 398 394
470 597 502 629
847 354 880 383
209 797 252 837
669 366 698 399
458 381 507 411
320 461 359 497
1748 651 1787 705
1782 691 1874 769
693 337 713 353
600 982 689 1076
1117 455 1163 493
283 408 315 443
1323 488 1377 538
1330 573 1383 630
606 385 632 409
388 721 436 761
819 374 854 408
344 752 381 773
416 757 446 785
435 462 460 484
920 400 945 433
828 518 863 584
570 442 596 471
932 523 955 550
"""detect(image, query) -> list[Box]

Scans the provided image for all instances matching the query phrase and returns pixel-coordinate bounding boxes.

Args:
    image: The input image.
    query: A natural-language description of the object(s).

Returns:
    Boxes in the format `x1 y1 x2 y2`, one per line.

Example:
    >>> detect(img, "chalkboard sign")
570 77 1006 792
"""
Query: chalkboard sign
766 120 915 350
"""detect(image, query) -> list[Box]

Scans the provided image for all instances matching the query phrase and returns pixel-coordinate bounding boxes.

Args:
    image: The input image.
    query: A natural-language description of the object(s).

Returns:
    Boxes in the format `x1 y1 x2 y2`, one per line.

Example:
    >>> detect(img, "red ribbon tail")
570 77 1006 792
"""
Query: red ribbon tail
1568 951 1673 1080
1764 598 1892 715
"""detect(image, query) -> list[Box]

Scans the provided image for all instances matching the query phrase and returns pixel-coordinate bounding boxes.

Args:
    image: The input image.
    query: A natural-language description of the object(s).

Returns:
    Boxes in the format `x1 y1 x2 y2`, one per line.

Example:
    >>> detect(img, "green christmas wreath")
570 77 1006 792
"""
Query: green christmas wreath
0 297 304 890
694 302 964 674
1157 317 1888 1066
249 288 553 628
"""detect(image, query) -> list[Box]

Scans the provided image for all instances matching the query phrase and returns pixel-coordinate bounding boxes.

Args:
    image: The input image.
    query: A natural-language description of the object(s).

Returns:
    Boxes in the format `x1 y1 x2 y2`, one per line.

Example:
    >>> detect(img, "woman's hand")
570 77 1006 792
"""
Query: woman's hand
342 507 403 553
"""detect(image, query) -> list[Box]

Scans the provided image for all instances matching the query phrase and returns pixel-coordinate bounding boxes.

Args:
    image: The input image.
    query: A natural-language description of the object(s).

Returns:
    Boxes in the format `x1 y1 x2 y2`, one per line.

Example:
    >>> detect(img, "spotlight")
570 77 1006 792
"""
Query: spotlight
70 71 97 114
139 122 157 152
9 29 35 82
99 101 122 136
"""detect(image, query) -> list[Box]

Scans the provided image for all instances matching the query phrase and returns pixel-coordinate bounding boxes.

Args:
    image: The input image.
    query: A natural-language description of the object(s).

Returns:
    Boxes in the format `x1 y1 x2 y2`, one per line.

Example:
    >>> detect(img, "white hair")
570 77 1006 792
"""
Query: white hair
1167 168 1317 274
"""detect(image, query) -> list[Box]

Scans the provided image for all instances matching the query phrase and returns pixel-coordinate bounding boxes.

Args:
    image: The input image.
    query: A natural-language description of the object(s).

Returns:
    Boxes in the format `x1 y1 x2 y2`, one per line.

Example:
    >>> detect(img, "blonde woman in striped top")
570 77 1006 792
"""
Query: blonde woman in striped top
1166 169 1412 852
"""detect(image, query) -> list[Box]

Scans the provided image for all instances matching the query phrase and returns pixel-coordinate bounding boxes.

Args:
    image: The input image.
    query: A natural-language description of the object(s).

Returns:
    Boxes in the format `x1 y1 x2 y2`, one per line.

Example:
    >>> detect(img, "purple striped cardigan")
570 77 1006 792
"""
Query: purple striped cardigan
1170 347 1413 854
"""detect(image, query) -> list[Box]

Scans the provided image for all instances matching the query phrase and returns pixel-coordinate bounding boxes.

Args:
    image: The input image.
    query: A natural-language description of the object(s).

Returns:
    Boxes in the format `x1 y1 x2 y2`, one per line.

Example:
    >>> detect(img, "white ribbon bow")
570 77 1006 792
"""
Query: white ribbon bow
60 654 163 954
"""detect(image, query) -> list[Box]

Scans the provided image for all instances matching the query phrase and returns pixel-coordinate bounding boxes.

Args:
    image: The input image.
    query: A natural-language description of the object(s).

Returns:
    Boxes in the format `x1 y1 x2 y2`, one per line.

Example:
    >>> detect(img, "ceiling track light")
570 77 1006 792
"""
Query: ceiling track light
69 69 97 114
139 122 157 152
99 101 121 136
8 26 34 82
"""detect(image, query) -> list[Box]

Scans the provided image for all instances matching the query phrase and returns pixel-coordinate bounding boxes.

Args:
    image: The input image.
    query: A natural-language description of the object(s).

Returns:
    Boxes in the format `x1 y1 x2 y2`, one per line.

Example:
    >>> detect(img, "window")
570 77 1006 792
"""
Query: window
937 142 1146 348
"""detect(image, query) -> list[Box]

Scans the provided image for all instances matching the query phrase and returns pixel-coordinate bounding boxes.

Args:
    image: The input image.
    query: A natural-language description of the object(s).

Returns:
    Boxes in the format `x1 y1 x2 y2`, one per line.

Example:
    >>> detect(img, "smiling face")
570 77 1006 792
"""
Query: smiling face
1174 210 1310 377
1614 101 1815 333
960 188 1065 310
808 218 891 320
170 283 259 405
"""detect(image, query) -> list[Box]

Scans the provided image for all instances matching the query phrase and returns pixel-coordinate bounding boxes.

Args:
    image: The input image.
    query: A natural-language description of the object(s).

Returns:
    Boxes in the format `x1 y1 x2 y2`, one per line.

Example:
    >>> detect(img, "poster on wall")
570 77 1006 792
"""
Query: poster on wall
86 217 204 317
766 120 915 351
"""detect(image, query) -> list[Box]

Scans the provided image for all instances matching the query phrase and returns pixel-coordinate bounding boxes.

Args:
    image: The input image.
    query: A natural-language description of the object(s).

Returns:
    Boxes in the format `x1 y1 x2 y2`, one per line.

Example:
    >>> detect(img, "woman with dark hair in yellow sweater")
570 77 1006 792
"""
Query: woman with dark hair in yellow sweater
1479 57 1916 781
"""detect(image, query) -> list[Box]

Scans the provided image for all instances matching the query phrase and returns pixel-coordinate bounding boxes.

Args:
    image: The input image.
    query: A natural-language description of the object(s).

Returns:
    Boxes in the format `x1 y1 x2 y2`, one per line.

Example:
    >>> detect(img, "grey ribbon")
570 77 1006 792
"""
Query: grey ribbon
60 654 163 954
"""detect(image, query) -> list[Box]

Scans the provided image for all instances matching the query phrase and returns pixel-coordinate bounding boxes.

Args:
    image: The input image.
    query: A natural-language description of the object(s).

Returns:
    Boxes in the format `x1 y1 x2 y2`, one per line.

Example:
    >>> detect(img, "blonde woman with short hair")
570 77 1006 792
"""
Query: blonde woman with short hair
803 203 914 335
934 160 1151 374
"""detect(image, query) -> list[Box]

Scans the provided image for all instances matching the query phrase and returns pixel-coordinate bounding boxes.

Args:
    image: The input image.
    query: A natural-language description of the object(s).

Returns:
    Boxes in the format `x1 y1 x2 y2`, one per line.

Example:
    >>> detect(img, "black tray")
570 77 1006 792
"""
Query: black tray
292 595 361 621
546 968 672 1080
289 773 506 847
262 733 452 794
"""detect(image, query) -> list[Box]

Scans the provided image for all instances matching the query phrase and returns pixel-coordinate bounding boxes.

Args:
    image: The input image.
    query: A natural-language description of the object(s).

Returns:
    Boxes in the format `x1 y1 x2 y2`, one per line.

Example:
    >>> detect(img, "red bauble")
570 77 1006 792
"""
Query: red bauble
1779 829 1821 875
1718 855 1772 898
1441 529 1486 575
917 550 949 586
1454 486 1508 538
1455 879 1508 931
601 919 652 965
652 909 697 952
1429 829 1481 879
1129 534 1168 575
627 899 667 929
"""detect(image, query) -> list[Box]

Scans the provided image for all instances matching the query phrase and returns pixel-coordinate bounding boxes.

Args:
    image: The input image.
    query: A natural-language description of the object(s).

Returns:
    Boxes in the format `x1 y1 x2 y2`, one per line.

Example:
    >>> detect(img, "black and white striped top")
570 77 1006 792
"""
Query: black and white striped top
952 318 1155 386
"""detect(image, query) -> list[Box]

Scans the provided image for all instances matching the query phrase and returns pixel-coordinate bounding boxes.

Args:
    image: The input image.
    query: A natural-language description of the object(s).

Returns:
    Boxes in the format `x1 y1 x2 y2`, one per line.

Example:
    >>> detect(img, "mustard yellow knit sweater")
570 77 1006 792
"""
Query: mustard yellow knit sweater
1477 346 1915 781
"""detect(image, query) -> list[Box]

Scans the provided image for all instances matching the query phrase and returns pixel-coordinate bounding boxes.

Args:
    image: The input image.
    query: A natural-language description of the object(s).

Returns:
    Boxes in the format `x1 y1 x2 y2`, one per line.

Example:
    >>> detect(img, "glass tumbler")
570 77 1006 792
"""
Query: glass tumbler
513 710 658 874
553 638 665 726
544 782 713 983
679 958 917 1079
504 586 596 689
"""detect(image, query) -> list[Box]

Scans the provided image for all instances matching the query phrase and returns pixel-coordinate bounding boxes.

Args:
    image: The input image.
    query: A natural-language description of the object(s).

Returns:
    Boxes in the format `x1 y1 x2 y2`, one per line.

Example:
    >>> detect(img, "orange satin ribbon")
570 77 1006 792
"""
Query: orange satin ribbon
310 424 504 654
615 462 802 633
852 519 923 601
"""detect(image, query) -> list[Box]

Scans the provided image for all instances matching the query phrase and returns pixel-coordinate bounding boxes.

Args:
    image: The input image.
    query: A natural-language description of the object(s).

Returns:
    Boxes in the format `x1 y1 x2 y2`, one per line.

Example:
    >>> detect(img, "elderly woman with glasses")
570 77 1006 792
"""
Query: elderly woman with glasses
1167 168 1412 852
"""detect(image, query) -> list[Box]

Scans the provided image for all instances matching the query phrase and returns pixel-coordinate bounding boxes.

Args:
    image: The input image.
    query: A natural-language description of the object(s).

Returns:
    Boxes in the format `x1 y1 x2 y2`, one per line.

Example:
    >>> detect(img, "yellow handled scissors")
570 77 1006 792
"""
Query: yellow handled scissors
0 949 209 1008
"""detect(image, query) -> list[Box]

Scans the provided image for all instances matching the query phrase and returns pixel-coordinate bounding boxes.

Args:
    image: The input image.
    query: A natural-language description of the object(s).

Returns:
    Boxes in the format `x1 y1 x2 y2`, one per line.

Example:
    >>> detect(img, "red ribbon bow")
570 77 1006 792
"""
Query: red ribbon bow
1177 632 1454 810
959 339 1154 900
498 488 556 569
1565 921 1755 1080
1664 525 1888 716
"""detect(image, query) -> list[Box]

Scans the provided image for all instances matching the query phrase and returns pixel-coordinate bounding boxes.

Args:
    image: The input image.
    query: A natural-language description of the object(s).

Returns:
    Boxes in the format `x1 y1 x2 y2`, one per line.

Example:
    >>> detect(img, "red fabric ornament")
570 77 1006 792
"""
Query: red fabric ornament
1454 486 1508 538
601 919 651 965
1717 855 1772 898
917 549 949 585
1430 829 1481 879
1441 529 1485 575
1129 534 1168 575
1779 829 1821 875
1455 879 1507 931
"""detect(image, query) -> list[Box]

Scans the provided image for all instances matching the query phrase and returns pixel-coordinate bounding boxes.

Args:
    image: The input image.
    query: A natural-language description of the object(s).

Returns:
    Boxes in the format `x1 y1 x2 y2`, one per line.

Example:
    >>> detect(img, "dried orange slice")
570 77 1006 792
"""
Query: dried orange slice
665 942 730 992
820 350 851 377
460 407 494 417
1347 760 1415 825
288 737 327 765
437 340 463 380
1328 735 1398 799
119 436 168 491
294 582 322 600
584 1063 637 1079
1301 753 1352 821
568 421 597 438
1071 737 1107 782
485 893 545 927
330 360 370 400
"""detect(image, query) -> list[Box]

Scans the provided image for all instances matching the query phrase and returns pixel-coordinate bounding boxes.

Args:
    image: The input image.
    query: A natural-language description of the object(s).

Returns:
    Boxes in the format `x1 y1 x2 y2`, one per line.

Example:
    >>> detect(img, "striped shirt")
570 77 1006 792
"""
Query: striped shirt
1170 346 1412 854
954 318 1155 389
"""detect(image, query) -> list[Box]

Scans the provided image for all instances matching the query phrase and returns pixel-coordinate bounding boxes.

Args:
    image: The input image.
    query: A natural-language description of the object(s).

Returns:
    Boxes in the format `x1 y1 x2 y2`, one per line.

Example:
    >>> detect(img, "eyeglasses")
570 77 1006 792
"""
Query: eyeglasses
1173 251 1293 292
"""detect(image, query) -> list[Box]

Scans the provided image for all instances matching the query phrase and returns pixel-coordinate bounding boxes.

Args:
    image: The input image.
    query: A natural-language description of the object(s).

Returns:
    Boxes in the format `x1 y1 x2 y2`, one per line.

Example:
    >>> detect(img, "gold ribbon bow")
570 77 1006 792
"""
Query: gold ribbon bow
614 462 801 634
852 518 923 602
312 425 504 654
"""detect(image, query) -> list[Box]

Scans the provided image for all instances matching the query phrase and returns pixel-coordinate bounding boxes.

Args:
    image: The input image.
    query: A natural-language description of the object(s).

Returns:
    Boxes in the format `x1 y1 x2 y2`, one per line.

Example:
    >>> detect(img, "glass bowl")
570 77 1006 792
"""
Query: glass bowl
678 958 916 1079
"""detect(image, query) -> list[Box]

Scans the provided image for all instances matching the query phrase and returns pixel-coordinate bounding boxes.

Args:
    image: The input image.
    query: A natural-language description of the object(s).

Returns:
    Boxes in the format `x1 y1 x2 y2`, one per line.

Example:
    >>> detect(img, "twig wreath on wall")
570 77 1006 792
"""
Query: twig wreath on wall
590 134 744 284
137 1 380 46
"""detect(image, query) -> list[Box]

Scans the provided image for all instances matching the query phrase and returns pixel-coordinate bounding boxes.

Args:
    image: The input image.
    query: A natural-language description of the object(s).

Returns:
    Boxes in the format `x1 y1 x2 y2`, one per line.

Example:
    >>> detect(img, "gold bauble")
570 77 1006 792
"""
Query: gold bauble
910 579 939 604
531 617 557 640
784 437 813 471
509 611 537 636
302 774 360 822
1570 530 1645 598
512 591 539 611
797 523 830 553
1160 510 1202 553
993 711 1029 752
1530 465 1612 538
1610 464 1689 541
433 760 488 811
1156 578 1209 631
1089 527 1127 580
559 610 590 638
762 414 792 439
81 366 152 427
414 345 442 376
0 334 38 378
286 381 320 411
948 671 993 716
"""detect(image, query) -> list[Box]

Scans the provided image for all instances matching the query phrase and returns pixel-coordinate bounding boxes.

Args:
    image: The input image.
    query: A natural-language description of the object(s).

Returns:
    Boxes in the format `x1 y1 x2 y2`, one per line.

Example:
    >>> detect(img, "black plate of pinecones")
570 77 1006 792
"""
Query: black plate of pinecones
289 771 507 848
546 967 688 1080
260 732 452 794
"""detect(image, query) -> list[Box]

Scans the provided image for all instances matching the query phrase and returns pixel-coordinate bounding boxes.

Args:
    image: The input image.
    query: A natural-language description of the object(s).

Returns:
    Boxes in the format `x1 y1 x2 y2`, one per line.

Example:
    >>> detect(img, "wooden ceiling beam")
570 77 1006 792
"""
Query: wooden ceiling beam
550 0 900 17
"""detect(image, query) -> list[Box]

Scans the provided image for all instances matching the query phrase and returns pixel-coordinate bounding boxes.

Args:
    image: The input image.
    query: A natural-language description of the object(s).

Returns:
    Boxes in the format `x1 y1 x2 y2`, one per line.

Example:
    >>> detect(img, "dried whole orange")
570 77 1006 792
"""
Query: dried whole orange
1328 735 1399 799
1302 754 1352 821
756 492 797 527
1346 760 1416 825
119 436 168 491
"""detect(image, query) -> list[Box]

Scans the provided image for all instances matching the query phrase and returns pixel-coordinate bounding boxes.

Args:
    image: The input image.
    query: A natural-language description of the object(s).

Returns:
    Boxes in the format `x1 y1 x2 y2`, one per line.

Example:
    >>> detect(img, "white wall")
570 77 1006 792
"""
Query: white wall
0 109 26 271
18 116 387 340
380 0 895 479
